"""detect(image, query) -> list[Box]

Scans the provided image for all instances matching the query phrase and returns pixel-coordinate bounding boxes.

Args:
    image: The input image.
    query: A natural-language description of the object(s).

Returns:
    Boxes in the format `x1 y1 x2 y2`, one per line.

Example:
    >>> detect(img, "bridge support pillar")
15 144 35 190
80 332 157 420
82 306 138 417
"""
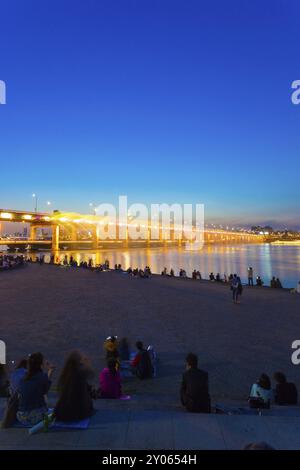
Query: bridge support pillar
70 224 77 242
52 224 60 250
30 225 38 240
92 226 99 250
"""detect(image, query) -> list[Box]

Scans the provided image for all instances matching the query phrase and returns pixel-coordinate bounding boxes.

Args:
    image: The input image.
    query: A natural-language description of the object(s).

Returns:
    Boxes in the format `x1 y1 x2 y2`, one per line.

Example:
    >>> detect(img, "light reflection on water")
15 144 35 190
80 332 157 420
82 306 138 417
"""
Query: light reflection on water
28 243 300 288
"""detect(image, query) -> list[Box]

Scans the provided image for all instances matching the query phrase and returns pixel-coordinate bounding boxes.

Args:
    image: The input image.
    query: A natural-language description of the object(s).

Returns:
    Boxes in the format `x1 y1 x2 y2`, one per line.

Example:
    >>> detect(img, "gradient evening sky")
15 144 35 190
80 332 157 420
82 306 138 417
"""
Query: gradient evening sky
1 0 300 228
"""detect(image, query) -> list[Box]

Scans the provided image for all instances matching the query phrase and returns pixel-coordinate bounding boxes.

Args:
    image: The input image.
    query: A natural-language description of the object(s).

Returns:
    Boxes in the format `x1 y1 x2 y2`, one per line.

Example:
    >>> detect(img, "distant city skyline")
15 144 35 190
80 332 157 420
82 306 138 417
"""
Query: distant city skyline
1 1 300 228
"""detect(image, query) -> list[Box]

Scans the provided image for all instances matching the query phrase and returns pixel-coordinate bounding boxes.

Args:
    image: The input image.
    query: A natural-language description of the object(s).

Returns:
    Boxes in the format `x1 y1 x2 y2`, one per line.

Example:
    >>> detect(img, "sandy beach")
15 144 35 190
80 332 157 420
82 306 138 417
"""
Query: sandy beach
1 263 300 403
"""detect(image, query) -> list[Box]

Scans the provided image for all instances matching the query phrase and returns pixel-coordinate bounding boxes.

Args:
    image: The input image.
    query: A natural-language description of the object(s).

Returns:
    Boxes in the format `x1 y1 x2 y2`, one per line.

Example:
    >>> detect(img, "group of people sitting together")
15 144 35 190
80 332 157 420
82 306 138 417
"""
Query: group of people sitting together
0 254 25 270
270 276 283 288
249 372 298 408
21 255 289 291
126 266 152 278
0 349 298 430
0 336 156 428
181 356 298 413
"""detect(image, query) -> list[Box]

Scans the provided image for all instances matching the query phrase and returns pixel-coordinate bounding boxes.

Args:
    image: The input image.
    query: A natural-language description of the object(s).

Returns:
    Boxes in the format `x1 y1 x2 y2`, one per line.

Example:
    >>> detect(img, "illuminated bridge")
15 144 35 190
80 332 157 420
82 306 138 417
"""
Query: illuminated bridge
0 209 264 250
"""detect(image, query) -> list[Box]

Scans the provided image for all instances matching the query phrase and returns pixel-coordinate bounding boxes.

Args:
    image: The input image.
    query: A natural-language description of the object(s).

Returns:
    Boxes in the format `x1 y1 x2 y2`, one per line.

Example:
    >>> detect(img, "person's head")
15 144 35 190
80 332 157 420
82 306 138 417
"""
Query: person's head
16 358 27 370
107 357 118 375
257 373 271 390
185 353 198 369
274 371 287 384
25 352 44 381
107 336 117 343
136 341 143 351
244 441 275 450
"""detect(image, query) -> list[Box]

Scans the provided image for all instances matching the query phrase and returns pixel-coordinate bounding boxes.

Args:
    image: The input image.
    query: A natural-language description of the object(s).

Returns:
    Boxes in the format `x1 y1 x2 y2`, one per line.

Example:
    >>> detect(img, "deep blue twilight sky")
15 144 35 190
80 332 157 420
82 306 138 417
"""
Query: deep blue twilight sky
0 0 300 228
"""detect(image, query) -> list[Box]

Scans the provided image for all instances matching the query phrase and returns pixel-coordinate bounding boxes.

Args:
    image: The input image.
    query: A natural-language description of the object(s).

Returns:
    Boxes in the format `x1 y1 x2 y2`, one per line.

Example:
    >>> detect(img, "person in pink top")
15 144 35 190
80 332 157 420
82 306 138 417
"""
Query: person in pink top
99 358 122 399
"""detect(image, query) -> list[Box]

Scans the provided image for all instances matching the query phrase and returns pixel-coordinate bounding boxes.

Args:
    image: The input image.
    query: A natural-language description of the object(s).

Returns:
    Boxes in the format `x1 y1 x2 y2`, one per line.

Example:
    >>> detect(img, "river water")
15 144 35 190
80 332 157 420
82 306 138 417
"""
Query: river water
23 243 300 288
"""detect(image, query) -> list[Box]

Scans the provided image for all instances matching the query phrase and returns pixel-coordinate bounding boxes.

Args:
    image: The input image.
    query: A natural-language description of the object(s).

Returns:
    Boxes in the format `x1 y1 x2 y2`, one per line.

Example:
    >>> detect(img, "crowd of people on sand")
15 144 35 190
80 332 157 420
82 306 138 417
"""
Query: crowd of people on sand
1 340 298 433
0 254 25 270
27 255 293 288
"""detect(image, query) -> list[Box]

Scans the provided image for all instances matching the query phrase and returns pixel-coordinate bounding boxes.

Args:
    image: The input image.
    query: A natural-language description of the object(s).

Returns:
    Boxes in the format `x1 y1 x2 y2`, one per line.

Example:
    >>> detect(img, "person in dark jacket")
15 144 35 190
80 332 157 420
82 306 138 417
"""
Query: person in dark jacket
180 353 211 413
131 341 153 379
54 351 95 422
274 372 298 405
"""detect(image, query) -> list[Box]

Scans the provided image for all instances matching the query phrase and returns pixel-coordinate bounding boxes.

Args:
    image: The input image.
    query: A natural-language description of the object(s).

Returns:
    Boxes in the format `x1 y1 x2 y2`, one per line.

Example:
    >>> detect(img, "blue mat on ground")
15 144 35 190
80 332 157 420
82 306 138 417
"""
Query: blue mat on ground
12 417 90 430
1 408 90 430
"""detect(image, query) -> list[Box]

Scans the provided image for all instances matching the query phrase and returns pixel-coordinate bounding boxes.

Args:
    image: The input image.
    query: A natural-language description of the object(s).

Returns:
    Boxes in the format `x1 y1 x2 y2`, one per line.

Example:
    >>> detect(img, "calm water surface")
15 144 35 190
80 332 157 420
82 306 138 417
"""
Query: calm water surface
27 244 300 288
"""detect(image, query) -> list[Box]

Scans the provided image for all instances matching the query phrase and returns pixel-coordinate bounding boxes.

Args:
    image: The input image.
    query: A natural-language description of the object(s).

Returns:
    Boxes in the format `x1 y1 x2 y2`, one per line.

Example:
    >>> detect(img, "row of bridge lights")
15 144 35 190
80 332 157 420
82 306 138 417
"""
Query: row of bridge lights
0 213 251 235
0 212 52 222
0 197 252 235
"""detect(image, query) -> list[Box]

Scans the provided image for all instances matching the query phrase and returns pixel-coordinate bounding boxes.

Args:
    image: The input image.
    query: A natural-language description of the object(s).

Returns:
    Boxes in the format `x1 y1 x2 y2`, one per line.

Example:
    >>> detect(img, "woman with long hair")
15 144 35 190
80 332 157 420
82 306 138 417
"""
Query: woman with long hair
54 350 95 422
99 357 122 399
17 352 54 426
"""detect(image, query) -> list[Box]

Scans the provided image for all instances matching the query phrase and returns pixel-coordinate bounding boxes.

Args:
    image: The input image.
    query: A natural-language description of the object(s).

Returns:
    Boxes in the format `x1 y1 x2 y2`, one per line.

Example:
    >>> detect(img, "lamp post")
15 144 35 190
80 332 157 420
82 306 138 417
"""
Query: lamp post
32 193 38 213
89 203 96 216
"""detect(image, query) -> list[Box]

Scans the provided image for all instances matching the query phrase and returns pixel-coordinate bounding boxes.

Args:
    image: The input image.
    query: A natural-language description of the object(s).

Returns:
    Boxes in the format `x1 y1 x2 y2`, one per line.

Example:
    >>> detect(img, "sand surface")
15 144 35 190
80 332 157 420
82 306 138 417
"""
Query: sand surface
1 263 300 402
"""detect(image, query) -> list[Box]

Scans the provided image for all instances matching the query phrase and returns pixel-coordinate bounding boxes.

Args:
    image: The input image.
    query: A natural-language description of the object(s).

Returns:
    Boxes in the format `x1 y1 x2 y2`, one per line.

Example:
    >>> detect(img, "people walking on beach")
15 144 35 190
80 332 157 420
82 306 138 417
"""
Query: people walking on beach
273 372 298 405
17 352 55 426
131 341 153 379
231 274 243 304
248 266 254 286
99 358 122 399
54 351 95 422
209 272 215 281
180 353 211 413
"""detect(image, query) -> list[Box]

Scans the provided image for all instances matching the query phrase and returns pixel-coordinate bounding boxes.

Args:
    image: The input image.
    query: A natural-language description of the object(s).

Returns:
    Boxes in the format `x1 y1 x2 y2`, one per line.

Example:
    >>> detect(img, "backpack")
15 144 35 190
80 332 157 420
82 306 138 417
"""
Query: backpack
136 350 153 379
